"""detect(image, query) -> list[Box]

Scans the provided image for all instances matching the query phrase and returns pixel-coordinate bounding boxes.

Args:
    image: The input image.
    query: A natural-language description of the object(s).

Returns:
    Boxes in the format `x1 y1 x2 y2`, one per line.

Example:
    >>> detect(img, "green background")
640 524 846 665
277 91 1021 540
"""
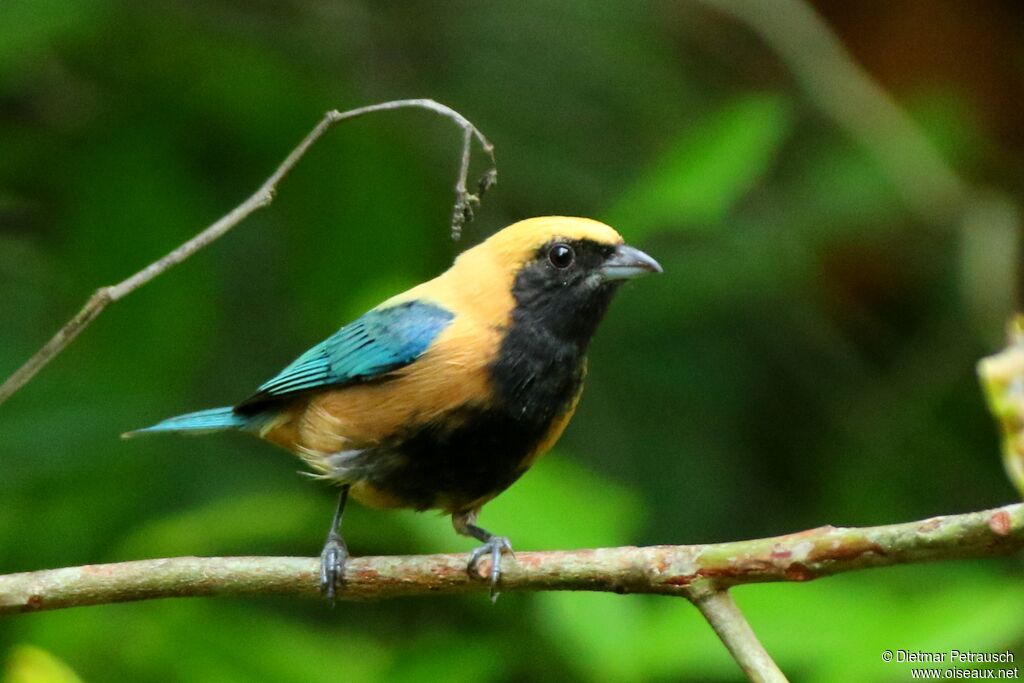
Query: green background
1 1 1022 681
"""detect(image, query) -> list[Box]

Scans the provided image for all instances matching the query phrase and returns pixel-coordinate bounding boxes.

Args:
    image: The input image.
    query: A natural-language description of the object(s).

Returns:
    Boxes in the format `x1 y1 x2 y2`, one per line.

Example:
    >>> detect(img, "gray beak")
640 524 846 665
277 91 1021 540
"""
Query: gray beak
599 244 663 281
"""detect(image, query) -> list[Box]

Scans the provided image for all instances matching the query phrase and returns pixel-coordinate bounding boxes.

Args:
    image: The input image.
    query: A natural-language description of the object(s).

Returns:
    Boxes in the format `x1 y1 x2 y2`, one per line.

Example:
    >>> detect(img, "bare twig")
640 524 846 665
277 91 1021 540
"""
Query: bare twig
691 590 787 683
0 99 496 408
2 502 1020 615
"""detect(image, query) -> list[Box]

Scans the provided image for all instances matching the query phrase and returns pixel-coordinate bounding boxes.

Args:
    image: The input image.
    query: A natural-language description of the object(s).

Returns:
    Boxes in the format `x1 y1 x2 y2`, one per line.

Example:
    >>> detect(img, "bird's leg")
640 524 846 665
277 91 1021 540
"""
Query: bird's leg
320 485 350 603
452 509 513 601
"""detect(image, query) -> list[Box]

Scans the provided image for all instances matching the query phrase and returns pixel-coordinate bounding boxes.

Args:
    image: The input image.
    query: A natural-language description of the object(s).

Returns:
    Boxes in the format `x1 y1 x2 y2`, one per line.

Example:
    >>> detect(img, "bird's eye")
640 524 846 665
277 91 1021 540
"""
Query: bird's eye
547 243 575 269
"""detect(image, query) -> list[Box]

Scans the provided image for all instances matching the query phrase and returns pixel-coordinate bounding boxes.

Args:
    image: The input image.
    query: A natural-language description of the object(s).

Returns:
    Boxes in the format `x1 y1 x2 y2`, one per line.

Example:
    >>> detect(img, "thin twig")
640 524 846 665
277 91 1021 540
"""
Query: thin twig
1 502 1020 617
691 590 787 683
0 99 496 408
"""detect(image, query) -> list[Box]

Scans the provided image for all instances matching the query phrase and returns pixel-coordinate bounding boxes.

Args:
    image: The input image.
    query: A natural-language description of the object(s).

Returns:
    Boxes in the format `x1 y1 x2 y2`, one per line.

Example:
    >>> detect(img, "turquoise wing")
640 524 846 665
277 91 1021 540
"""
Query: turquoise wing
235 301 454 413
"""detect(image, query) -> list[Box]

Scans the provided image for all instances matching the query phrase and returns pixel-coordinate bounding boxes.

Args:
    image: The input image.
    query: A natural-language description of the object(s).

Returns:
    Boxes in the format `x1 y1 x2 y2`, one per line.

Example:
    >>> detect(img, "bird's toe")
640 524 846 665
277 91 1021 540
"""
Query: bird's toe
319 533 349 603
467 536 513 601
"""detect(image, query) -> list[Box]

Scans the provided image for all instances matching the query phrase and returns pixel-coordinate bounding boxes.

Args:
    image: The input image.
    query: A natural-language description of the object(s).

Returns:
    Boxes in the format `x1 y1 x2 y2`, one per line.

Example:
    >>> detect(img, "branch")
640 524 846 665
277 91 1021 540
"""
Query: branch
692 591 786 683
2 503 1020 617
0 99 496 408
4 504 1019 681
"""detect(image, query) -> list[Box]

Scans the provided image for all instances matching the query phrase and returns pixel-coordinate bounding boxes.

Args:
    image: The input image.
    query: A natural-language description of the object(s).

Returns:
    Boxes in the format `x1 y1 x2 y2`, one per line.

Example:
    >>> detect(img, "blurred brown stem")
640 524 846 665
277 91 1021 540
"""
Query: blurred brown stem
0 99 496 408
697 0 965 221
698 0 1020 333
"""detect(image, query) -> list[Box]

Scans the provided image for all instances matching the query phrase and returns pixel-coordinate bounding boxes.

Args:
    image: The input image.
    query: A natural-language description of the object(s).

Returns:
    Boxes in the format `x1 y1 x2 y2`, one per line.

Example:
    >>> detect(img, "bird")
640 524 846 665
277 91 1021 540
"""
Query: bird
125 216 661 600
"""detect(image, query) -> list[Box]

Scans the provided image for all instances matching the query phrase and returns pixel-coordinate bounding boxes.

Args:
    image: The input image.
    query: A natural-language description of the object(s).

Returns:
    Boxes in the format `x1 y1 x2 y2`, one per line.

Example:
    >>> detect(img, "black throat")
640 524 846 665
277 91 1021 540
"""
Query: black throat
489 239 619 422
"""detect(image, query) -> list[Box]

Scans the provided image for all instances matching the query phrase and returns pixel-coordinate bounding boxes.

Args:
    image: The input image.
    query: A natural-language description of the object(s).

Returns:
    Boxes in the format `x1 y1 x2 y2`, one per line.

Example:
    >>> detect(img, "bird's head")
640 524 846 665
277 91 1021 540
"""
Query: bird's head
455 216 662 345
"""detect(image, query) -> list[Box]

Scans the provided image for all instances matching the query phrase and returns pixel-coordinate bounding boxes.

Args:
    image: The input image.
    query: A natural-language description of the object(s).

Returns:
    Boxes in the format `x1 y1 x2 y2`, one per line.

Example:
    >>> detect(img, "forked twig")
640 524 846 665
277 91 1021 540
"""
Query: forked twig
0 99 496 407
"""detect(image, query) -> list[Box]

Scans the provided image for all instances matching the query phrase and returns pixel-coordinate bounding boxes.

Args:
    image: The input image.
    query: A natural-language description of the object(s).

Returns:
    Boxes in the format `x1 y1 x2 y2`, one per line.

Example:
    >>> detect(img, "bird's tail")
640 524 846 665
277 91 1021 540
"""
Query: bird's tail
122 406 252 438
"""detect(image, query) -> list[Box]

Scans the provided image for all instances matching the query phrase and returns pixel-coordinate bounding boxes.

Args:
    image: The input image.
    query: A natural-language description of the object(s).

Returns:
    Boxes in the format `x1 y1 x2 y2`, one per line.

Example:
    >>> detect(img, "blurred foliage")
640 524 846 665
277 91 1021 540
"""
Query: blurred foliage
2 645 82 683
2 1 1024 681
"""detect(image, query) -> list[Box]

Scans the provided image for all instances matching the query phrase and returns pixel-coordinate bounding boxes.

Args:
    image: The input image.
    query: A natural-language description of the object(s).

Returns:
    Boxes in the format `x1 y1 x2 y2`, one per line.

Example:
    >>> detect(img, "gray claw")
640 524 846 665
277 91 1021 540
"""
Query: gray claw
467 536 513 601
320 533 348 603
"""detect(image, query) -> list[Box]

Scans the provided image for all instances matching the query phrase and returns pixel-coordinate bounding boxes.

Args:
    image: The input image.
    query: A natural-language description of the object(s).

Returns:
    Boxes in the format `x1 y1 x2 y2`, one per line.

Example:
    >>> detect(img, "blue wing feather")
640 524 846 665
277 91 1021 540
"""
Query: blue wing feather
235 301 454 411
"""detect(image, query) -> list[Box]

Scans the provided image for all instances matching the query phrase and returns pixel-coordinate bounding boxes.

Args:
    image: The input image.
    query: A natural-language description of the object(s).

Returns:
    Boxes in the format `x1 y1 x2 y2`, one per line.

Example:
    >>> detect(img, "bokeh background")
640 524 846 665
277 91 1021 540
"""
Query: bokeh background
2 1 1023 681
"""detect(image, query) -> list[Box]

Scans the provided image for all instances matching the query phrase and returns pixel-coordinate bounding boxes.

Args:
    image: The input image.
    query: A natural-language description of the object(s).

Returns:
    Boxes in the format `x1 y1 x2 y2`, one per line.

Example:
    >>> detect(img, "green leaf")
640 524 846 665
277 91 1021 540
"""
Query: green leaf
0 1 106 81
605 93 792 239
13 601 391 683
114 491 323 558
383 634 507 683
2 646 84 683
734 564 1024 683
390 454 646 553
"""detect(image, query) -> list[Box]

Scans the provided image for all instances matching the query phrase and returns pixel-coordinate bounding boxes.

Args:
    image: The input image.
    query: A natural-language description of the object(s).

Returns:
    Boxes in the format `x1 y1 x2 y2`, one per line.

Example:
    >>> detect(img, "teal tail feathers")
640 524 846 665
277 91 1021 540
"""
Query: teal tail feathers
122 406 251 438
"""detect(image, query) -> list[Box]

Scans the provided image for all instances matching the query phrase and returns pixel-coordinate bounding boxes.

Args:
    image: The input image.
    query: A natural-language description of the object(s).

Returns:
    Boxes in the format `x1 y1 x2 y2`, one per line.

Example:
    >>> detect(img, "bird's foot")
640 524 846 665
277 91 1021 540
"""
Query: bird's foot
467 536 514 602
319 531 348 604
